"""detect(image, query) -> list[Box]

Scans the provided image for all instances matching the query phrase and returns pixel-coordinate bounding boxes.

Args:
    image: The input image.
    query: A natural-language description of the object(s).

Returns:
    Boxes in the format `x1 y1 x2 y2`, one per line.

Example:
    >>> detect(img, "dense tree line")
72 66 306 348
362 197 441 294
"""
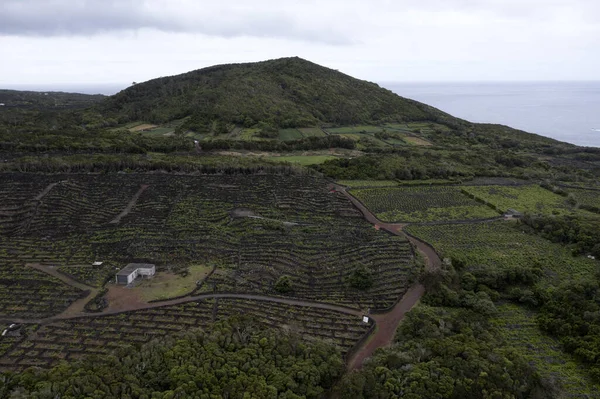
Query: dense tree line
1 319 343 398
0 154 312 175
537 276 600 380
519 214 600 256
338 261 556 398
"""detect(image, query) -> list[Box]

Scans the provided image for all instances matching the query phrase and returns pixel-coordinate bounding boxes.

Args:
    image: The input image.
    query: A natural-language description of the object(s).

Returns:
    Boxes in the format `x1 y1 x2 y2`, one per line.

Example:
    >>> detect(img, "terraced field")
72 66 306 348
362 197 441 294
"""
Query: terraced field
0 298 371 372
0 172 416 368
351 186 500 222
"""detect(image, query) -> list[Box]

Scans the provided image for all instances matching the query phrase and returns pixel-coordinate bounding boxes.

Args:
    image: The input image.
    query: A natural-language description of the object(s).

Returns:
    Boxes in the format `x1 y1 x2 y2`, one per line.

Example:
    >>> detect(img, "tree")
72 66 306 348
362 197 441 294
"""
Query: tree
274 275 293 293
349 265 373 290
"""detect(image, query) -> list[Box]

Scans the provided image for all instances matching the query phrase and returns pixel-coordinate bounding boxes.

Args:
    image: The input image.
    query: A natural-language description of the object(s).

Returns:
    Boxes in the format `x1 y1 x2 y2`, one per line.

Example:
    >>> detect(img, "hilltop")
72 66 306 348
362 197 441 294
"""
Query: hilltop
101 57 455 131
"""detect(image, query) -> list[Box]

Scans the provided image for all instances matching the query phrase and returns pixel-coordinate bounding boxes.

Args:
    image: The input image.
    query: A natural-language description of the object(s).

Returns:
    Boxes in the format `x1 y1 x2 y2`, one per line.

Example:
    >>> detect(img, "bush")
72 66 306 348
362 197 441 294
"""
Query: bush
274 275 293 293
349 265 373 290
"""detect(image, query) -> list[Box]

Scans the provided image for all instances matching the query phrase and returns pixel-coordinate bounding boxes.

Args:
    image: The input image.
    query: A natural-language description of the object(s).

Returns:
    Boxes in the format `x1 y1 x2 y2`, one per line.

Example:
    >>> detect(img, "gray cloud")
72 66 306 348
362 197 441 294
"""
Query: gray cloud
0 0 353 45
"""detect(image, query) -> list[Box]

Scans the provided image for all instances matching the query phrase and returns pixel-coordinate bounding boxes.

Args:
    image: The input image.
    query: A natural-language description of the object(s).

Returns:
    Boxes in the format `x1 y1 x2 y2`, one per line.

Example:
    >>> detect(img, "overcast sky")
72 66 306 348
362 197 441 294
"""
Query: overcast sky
1 0 599 90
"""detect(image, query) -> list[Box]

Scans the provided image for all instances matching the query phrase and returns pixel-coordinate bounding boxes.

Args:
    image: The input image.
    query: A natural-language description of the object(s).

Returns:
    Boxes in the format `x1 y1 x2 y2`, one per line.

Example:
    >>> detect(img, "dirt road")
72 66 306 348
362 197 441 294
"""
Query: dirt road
332 184 442 369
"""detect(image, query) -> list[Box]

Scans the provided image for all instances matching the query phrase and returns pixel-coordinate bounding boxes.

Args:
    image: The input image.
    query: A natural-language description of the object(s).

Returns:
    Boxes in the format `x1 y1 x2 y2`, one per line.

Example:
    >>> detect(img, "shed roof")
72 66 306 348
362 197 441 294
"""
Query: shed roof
116 263 155 276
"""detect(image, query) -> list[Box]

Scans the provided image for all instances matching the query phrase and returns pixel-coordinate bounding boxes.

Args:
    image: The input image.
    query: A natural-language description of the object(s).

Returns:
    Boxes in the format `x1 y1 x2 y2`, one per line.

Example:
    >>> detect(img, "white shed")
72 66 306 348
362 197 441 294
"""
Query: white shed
116 263 155 285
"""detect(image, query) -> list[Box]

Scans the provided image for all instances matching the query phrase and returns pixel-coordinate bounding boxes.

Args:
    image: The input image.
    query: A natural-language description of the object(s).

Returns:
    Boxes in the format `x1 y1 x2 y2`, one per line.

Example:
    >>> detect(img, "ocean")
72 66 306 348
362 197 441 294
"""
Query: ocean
382 82 600 148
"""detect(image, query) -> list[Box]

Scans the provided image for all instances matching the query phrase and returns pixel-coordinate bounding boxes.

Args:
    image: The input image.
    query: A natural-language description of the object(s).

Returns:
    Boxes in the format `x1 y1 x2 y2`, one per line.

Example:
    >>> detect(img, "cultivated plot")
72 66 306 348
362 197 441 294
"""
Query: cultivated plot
351 186 500 222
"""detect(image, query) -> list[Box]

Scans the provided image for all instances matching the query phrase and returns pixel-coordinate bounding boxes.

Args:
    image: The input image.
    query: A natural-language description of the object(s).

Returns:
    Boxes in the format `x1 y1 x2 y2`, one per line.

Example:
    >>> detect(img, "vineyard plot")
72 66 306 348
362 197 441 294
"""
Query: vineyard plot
0 173 416 317
351 186 499 222
406 221 597 283
0 298 371 372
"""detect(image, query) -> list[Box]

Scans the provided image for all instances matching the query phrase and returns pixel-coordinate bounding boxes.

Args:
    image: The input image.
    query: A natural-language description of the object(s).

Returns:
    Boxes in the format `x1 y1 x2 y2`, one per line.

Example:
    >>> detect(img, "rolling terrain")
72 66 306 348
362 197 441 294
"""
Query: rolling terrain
0 58 599 398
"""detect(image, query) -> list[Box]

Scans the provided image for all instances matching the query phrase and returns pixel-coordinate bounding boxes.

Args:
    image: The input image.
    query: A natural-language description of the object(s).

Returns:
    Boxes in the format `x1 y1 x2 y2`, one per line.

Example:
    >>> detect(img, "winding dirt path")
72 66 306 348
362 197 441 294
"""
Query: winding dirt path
6 183 442 375
332 183 442 370
1 293 363 325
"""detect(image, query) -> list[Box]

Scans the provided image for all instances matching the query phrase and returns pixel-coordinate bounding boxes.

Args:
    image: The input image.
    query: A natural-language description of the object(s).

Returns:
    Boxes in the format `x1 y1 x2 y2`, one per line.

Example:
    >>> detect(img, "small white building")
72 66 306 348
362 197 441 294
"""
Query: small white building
116 263 155 285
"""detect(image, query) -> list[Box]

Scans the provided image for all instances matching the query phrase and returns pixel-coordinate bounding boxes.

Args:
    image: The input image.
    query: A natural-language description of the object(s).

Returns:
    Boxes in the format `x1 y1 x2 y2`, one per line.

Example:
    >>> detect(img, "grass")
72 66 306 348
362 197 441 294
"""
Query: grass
337 180 398 188
138 265 213 301
278 128 304 141
267 155 338 165
403 136 432 146
492 303 600 397
298 128 326 137
128 123 157 132
462 185 584 216
138 127 175 136
325 125 384 134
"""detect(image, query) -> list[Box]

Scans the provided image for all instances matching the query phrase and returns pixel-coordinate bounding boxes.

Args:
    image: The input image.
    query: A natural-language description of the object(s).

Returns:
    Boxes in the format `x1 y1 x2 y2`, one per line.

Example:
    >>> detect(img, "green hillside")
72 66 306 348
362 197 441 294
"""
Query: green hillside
101 57 460 130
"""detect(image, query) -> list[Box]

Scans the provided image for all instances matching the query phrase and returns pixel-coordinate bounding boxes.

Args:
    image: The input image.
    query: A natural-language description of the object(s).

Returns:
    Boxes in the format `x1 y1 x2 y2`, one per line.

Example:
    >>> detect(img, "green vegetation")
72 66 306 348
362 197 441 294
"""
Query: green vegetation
536 273 600 381
406 221 597 283
1 57 600 397
278 128 304 141
567 187 600 211
100 58 446 130
267 155 337 165
339 303 555 398
2 319 344 398
462 184 584 215
274 275 294 293
348 265 373 290
337 180 399 188
493 303 600 396
352 186 500 222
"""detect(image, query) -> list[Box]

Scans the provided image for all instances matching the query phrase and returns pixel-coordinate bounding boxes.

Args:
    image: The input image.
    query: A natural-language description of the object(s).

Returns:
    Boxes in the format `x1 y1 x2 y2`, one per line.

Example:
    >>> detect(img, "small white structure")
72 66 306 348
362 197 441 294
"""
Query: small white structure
362 316 369 324
92 261 103 266
116 263 155 285
0 103 5 106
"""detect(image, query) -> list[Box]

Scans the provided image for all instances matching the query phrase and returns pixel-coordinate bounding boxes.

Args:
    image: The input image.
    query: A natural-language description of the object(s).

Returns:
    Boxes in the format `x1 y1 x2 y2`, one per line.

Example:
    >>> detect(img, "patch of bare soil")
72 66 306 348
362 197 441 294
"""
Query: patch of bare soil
129 124 157 132
104 284 148 312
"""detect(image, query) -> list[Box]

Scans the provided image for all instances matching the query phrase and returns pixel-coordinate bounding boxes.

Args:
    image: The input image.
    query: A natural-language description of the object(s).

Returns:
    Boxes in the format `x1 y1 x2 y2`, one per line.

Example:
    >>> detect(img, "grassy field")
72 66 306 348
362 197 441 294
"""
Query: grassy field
267 155 337 165
138 264 213 301
128 123 157 132
406 221 597 283
337 180 399 188
462 185 583 215
352 186 500 222
403 136 432 146
493 303 600 397
278 128 303 141
397 179 460 186
298 127 327 137
325 125 384 134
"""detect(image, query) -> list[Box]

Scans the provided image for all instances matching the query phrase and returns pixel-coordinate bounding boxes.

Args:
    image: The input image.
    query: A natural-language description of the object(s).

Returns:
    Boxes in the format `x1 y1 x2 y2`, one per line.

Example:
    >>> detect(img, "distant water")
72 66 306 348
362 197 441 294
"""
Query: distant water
382 82 600 148
0 84 126 96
